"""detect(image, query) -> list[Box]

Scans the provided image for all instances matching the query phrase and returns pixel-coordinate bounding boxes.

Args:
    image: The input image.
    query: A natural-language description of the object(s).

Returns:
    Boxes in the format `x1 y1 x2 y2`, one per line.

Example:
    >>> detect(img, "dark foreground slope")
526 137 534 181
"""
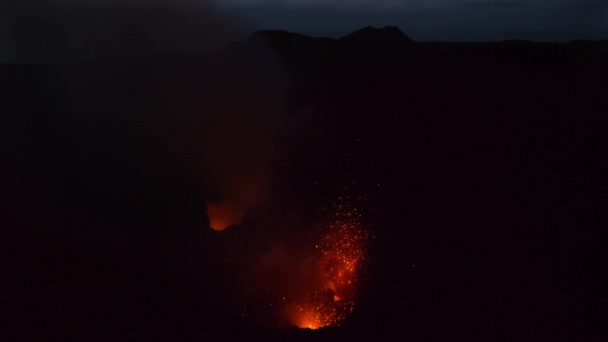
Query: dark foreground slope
250 27 605 340
2 27 605 340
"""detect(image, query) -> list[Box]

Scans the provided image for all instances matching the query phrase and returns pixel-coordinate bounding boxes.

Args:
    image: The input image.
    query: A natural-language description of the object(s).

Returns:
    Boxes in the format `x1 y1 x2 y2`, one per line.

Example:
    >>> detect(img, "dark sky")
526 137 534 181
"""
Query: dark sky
222 0 608 41
1 0 607 62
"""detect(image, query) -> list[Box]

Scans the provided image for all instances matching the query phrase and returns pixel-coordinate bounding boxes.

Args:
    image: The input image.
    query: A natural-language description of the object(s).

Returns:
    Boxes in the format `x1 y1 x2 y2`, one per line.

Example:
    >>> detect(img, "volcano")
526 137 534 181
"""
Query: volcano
2 23 603 341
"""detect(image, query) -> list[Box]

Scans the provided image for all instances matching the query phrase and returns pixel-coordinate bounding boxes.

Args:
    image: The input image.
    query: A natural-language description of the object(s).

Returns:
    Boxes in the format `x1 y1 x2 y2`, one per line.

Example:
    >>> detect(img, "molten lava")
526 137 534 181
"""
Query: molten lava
286 196 368 329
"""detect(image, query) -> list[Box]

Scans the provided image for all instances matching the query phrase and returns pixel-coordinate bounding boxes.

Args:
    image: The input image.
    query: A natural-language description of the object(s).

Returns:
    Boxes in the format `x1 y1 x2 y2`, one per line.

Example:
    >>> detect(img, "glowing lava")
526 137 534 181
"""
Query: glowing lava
207 197 252 231
287 195 368 329
291 304 323 330
207 201 238 231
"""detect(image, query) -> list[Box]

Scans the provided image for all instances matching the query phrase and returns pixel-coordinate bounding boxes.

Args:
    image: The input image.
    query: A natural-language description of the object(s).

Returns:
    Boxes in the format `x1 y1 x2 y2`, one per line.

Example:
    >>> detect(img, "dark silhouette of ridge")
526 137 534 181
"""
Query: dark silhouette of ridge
340 25 414 45
247 26 414 51
249 29 307 47
239 29 338 67
238 26 418 69
247 29 335 54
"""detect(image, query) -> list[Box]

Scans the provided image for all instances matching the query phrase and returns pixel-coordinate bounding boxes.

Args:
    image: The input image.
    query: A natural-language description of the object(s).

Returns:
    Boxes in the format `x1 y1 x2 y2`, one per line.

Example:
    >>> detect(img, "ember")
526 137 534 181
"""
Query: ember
286 195 368 329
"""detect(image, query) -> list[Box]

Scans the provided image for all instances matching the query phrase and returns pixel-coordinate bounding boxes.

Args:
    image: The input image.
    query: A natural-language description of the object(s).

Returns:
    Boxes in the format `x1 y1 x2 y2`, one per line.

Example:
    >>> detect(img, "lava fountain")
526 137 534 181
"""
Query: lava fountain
286 195 368 329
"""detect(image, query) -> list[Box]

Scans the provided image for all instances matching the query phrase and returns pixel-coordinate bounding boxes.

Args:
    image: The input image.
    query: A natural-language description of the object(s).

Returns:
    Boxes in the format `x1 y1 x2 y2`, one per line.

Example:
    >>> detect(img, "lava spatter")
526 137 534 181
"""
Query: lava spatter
287 195 368 329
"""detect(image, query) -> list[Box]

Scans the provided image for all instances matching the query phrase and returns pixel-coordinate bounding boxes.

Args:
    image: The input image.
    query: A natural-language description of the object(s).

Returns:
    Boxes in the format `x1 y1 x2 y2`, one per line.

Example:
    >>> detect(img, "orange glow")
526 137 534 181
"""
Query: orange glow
207 201 248 231
207 167 268 231
285 195 368 329
292 305 323 329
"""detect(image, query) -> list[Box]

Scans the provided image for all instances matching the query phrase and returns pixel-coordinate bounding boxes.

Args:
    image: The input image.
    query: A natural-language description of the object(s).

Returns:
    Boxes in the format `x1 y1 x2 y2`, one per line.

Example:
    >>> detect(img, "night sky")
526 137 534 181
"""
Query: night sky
222 0 608 40
2 0 608 63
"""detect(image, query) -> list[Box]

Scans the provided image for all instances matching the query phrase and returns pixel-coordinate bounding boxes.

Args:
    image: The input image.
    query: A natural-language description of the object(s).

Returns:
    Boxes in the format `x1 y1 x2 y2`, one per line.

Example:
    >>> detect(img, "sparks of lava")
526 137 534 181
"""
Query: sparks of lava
288 195 368 329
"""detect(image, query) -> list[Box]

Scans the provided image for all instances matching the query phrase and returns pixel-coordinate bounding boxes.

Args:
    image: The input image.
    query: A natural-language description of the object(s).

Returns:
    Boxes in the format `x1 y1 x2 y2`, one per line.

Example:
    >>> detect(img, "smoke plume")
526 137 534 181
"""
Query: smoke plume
1 0 288 234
